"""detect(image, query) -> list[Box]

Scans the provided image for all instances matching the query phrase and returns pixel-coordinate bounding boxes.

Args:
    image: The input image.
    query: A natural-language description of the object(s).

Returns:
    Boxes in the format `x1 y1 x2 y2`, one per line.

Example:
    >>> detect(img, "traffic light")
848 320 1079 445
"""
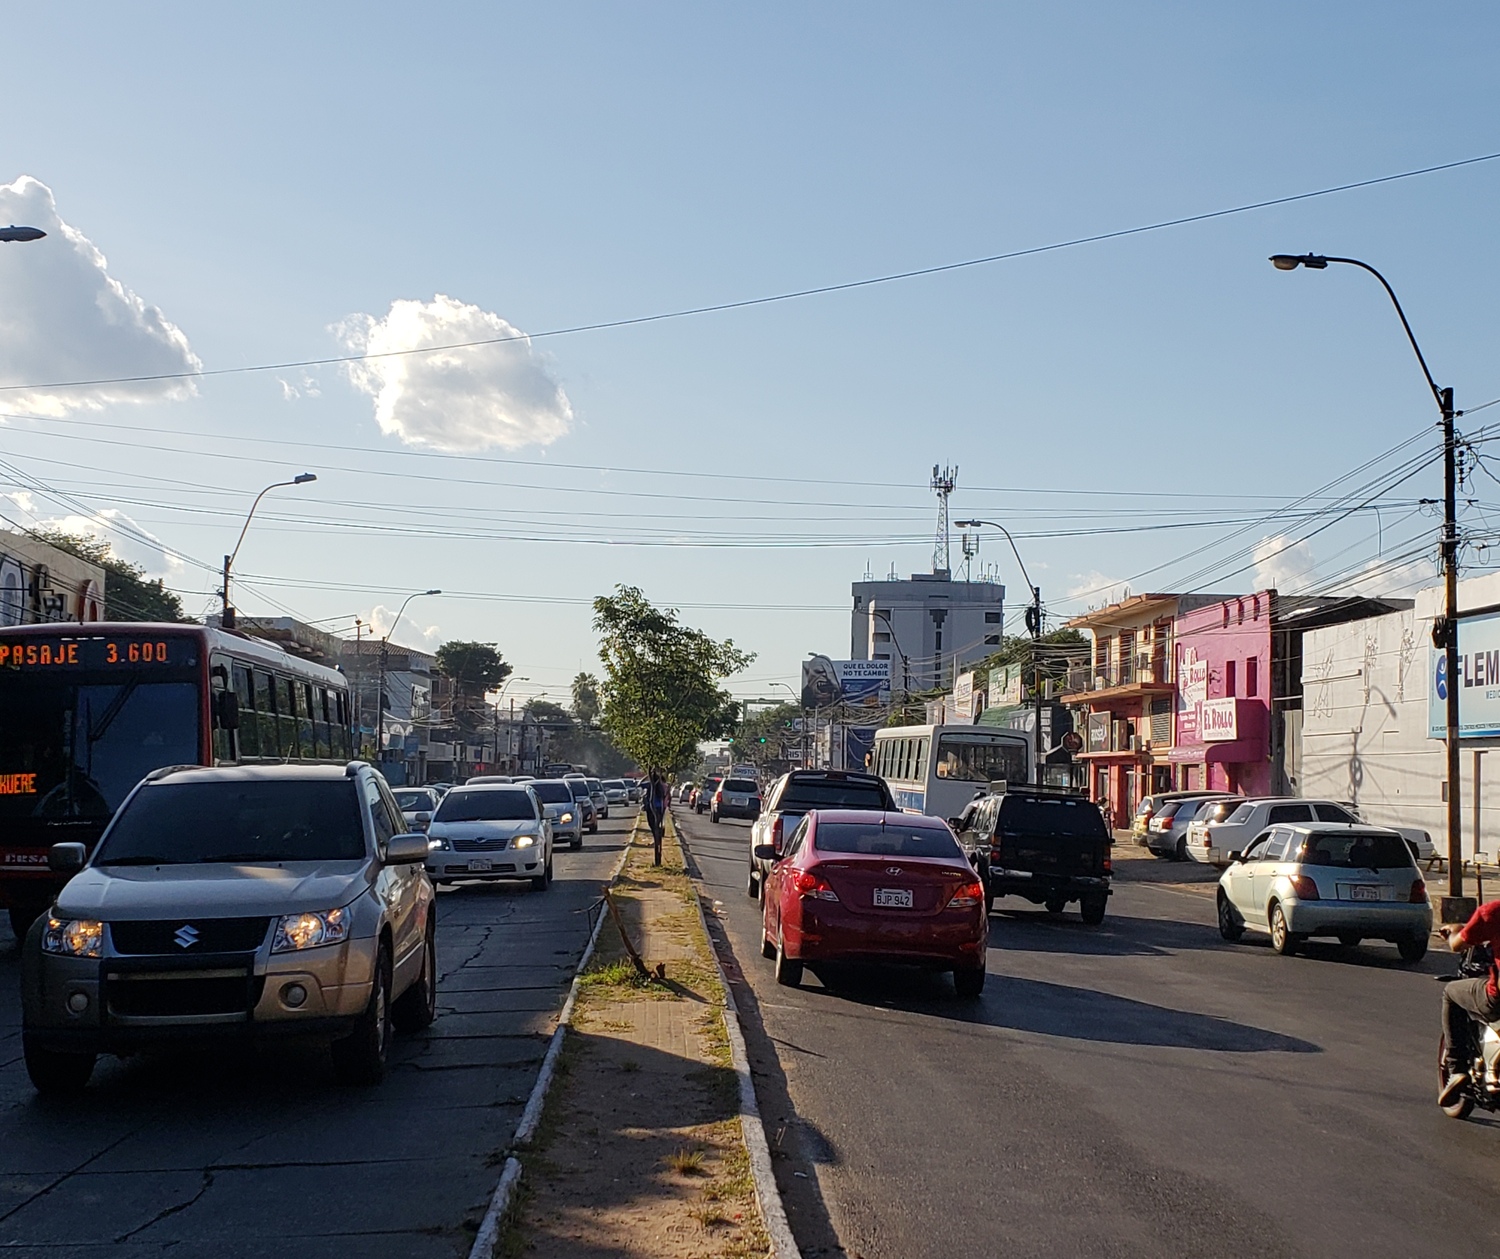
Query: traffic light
758 736 767 744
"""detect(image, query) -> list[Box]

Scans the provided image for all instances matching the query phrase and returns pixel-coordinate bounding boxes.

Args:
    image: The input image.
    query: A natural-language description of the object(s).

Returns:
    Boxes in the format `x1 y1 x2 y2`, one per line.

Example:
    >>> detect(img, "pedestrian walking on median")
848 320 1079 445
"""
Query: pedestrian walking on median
643 770 669 865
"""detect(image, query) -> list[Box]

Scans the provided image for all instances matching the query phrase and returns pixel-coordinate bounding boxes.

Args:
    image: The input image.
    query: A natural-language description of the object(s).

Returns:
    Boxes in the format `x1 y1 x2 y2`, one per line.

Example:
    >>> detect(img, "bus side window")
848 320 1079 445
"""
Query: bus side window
280 677 302 758
902 738 913 781
255 670 281 757
299 682 317 757
210 663 235 764
233 665 259 758
915 737 928 780
334 691 351 757
313 687 332 759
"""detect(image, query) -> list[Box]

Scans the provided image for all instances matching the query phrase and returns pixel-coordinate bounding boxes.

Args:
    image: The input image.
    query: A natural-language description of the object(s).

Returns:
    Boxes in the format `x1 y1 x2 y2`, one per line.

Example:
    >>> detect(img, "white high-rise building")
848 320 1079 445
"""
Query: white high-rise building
851 572 1005 693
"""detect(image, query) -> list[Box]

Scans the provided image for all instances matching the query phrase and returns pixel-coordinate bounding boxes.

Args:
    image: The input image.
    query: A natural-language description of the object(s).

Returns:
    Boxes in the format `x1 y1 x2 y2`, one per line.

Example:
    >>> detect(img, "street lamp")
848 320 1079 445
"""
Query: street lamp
957 519 1045 783
220 473 317 630
377 589 441 767
1270 252 1470 920
868 609 913 708
0 226 46 243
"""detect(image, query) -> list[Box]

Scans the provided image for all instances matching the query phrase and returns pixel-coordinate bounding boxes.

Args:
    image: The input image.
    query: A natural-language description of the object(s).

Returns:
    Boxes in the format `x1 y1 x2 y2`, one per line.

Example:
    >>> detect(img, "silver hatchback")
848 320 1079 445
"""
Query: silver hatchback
1216 823 1432 961
21 763 436 1094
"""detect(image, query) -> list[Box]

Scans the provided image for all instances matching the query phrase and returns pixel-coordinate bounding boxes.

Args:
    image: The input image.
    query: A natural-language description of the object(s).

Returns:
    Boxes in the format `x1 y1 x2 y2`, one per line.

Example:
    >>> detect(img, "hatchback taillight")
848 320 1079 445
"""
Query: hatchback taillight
947 880 985 908
1410 879 1428 904
792 869 840 901
1288 874 1321 901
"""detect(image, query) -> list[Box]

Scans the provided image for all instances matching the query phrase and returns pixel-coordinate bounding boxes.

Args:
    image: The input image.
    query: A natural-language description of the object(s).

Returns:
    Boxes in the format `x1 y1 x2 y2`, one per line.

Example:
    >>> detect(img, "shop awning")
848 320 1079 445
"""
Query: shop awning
1169 740 1261 764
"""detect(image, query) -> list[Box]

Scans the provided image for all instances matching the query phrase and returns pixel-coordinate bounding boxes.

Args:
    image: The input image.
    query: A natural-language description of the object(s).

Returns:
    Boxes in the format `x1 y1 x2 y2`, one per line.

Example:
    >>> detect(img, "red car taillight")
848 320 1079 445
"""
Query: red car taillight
946 880 985 908
792 869 840 901
1101 851 1112 874
1288 874 1320 901
1410 879 1428 904
770 816 784 848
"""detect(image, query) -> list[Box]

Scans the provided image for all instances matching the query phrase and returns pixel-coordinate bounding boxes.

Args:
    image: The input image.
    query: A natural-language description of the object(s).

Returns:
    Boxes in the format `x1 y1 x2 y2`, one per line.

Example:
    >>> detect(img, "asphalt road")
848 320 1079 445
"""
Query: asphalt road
0 813 633 1259
677 807 1500 1259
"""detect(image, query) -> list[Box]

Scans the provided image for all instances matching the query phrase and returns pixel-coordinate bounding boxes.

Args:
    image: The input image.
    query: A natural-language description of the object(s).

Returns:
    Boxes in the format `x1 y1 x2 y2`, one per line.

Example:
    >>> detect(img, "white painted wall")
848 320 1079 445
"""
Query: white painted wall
1302 571 1500 860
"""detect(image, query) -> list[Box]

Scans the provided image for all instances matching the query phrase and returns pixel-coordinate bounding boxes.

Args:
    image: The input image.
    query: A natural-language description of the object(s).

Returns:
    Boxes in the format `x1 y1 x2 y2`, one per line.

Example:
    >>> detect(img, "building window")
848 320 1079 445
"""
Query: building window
1225 659 1237 698
874 631 891 642
984 634 1000 645
985 611 1001 623
1245 656 1258 698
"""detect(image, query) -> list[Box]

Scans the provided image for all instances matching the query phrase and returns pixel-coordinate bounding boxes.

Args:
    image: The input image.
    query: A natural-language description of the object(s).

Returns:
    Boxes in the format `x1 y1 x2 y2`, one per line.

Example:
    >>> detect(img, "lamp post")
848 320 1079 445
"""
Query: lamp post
378 589 441 770
957 519 1044 783
220 474 317 629
769 681 802 767
0 226 46 243
869 609 912 715
1270 252 1471 921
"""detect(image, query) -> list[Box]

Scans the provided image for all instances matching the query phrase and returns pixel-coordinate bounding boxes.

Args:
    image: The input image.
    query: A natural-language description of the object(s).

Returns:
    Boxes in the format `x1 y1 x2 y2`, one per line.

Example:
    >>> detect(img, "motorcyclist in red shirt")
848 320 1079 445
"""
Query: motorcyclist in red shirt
1438 901 1500 1105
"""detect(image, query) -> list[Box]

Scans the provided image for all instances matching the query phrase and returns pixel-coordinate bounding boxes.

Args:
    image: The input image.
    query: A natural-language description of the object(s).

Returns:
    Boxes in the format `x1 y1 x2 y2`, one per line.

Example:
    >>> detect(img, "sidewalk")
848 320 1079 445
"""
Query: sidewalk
503 812 771 1258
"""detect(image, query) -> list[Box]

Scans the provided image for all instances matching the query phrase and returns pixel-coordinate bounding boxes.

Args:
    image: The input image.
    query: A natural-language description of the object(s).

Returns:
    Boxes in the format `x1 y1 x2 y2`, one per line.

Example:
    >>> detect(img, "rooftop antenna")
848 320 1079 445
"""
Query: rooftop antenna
930 464 957 577
863 558 873 581
960 528 978 583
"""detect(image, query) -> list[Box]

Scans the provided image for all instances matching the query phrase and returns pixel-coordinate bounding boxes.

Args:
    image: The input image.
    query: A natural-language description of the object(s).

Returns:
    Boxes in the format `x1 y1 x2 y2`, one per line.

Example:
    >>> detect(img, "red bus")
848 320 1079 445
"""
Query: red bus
0 622 352 935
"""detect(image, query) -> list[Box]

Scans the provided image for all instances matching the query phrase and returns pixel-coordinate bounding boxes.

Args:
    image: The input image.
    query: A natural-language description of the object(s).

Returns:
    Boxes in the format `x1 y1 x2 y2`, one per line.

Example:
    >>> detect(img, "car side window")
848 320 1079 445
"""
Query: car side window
1314 803 1357 823
1263 831 1290 861
1242 831 1273 861
364 780 396 850
784 819 809 859
1267 803 1313 824
526 788 542 819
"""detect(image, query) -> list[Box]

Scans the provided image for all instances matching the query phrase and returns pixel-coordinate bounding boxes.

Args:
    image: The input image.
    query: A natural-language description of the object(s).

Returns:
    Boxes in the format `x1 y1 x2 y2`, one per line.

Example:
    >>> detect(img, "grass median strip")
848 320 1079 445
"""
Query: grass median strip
502 812 771 1258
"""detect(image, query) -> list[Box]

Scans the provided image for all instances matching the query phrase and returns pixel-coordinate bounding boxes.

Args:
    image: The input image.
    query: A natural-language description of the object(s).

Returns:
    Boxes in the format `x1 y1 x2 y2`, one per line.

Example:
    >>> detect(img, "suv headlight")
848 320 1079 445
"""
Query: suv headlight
42 917 103 958
273 906 351 953
514 835 536 848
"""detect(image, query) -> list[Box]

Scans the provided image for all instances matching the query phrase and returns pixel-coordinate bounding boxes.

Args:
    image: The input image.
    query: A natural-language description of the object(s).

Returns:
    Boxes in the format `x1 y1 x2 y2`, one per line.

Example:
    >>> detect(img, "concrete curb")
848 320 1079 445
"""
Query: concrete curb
466 819 638 1259
680 813 803 1259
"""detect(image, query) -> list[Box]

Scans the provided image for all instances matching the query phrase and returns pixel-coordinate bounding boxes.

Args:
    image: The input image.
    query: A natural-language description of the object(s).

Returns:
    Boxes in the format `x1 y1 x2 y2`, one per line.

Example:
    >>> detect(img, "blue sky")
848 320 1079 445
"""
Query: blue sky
0 2 1497 703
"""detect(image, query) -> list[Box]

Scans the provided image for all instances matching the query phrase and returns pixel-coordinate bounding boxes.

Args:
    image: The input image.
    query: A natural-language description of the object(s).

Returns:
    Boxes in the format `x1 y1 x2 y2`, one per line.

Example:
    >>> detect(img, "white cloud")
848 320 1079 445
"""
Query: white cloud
366 604 442 649
0 175 200 415
1252 534 1318 591
41 508 183 582
1067 571 1130 603
335 295 573 452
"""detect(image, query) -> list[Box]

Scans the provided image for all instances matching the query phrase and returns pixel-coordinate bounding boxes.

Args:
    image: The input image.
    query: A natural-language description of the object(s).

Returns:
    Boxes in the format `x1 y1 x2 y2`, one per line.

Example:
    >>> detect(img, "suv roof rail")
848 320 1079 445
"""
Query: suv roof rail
145 764 197 782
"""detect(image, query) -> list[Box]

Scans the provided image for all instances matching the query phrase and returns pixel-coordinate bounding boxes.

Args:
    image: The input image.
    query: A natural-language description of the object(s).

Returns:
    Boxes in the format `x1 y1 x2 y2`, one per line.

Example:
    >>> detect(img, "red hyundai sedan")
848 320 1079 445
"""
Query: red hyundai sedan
755 810 988 997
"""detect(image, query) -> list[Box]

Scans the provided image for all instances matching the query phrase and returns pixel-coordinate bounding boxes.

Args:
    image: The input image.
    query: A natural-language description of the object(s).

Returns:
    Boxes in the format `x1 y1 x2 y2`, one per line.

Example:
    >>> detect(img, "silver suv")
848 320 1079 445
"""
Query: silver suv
21 762 436 1094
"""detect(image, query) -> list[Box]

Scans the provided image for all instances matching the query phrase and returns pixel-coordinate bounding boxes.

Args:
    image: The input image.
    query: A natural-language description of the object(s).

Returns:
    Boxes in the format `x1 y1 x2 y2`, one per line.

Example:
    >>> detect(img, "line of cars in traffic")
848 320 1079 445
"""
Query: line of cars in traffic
17 766 643 1096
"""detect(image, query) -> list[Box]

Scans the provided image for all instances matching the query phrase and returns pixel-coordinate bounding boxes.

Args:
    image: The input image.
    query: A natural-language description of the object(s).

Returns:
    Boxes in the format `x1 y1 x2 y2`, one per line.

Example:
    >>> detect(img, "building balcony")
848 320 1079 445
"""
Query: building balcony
1061 653 1175 703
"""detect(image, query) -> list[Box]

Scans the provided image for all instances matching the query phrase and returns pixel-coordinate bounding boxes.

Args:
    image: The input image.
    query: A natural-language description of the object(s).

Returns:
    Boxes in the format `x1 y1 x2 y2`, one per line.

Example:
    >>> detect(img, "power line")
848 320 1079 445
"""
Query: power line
3 150 1498 396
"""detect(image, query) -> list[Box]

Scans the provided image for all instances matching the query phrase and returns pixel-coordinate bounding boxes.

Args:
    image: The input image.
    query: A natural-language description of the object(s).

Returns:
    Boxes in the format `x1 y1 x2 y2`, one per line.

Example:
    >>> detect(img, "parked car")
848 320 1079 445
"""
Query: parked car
677 782 696 804
694 776 724 815
393 786 442 833
952 784 1112 923
602 779 630 809
755 809 987 995
527 779 584 849
711 777 762 823
1132 790 1226 843
1147 795 1237 861
585 777 609 820
748 770 896 898
1216 823 1431 960
425 783 554 890
1187 797 1360 866
563 777 598 834
20 762 436 1094
623 780 642 805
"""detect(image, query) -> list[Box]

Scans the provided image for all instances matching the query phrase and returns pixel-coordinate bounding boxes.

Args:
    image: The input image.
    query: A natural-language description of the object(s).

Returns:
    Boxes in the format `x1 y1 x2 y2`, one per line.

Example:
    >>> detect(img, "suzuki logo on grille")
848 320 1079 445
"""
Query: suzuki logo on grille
885 866 903 875
174 924 200 949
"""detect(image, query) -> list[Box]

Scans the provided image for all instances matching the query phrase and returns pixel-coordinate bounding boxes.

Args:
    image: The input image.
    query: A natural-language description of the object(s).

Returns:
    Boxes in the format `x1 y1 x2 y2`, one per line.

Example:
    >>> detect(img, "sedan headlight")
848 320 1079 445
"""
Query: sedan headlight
273 906 351 953
428 835 452 850
514 835 536 848
42 917 103 958
559 812 574 824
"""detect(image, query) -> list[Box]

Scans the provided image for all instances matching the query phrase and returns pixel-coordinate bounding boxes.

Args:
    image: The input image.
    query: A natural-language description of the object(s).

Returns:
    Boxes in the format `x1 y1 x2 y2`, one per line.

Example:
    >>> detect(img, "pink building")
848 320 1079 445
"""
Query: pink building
1171 592 1273 796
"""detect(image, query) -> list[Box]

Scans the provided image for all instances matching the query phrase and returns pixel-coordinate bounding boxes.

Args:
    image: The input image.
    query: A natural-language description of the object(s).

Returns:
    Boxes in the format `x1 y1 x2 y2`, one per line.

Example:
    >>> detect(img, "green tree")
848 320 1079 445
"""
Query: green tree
592 585 753 776
32 528 189 623
434 641 513 695
524 697 633 775
733 702 801 769
571 671 602 726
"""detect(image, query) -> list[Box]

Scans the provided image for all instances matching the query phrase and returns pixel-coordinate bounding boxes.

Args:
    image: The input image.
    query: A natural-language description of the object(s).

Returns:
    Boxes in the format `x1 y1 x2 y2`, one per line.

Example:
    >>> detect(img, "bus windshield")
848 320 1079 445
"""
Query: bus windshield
0 674 201 821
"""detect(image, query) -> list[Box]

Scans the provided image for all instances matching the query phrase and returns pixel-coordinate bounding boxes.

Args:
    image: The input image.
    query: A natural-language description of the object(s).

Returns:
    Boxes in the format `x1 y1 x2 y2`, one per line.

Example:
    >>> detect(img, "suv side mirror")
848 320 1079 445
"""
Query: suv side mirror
752 843 777 863
385 834 431 865
48 842 87 874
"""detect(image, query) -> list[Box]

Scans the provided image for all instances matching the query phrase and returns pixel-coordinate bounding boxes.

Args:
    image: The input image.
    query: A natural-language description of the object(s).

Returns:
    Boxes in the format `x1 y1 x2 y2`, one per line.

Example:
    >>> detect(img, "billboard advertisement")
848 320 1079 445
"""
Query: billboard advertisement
1429 608 1500 739
802 656 891 708
952 671 975 723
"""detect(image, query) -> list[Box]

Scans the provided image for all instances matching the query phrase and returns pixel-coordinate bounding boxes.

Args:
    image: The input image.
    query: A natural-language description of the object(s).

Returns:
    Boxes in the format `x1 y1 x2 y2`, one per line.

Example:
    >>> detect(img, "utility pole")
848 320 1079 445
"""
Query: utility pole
1271 253 1473 920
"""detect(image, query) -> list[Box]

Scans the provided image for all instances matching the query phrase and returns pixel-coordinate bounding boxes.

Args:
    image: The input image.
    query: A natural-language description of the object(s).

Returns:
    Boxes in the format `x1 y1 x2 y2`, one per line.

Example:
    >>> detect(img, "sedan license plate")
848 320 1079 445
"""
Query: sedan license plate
874 887 913 909
467 858 494 873
1350 884 1379 901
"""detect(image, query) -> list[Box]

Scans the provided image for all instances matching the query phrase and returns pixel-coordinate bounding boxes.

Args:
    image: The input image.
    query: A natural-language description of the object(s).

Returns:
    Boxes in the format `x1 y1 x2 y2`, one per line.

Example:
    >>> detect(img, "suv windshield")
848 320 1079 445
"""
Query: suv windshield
1298 830 1414 870
781 779 889 810
95 779 365 865
531 781 574 805
434 789 537 822
997 795 1108 839
814 822 961 859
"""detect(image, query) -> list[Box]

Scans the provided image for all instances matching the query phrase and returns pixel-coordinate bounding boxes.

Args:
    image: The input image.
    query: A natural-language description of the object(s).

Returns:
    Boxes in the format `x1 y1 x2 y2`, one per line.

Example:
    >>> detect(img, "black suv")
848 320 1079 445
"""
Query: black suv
952 785 1112 924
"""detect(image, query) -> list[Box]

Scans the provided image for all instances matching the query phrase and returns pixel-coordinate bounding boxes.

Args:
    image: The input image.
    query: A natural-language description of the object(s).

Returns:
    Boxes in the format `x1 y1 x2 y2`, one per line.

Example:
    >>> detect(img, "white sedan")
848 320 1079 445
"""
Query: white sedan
425 785 554 890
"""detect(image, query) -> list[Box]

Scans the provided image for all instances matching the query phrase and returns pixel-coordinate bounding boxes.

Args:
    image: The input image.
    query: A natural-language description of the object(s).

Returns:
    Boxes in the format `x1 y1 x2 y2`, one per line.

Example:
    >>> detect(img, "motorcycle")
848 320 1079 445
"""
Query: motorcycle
1438 943 1500 1120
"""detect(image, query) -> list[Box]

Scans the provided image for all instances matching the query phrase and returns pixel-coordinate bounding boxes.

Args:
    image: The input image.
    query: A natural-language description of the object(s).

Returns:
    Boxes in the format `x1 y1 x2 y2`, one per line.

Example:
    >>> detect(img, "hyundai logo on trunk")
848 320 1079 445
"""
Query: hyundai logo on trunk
174 924 200 949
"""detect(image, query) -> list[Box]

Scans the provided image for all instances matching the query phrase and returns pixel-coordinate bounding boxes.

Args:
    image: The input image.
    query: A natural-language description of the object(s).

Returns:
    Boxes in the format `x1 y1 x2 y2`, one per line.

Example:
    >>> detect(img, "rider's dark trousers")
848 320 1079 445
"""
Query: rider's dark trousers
1443 977 1500 1067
